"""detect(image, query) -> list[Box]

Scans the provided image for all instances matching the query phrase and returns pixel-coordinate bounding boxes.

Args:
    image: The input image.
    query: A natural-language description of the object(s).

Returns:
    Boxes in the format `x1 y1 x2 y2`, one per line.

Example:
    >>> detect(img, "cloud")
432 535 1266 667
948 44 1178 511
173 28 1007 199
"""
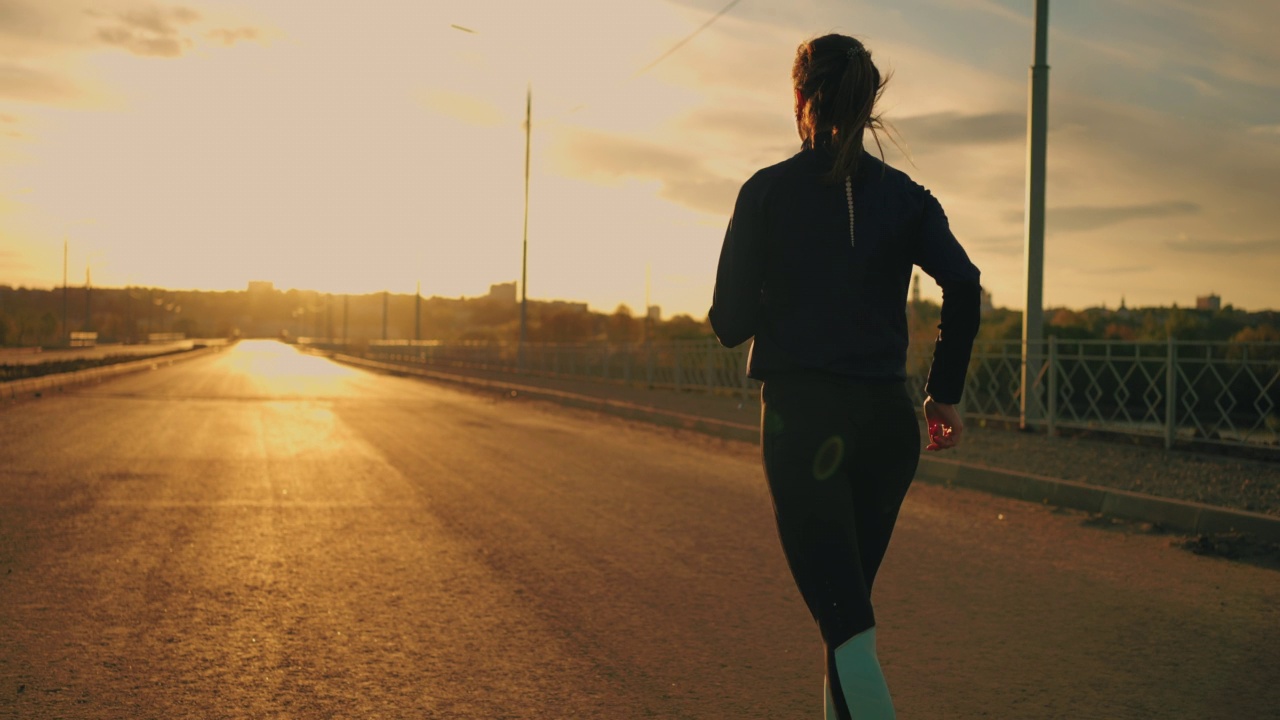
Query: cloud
96 27 188 57
555 129 738 215
0 248 32 271
0 63 79 103
91 5 201 58
206 27 258 46
1000 201 1202 233
0 2 267 106
676 106 794 148
0 3 261 61
1164 237 1280 255
893 111 1024 146
1070 263 1155 276
965 234 1022 256
421 89 505 127
1249 123 1280 136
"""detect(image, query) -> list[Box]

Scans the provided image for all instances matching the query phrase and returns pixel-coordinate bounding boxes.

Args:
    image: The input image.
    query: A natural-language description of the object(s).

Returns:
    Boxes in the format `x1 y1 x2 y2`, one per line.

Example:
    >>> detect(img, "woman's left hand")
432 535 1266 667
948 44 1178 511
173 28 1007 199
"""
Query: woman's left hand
923 397 964 451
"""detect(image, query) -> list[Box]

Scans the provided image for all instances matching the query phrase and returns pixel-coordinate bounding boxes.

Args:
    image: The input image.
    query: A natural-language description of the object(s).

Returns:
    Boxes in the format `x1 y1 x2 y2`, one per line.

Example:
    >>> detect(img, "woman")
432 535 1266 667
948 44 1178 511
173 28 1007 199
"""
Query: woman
709 34 982 719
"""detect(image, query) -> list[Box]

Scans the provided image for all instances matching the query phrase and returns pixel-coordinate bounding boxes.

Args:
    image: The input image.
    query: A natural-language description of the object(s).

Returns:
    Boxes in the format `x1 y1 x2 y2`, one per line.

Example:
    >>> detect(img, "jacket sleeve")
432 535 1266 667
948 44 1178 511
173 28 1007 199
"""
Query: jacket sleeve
913 187 982 405
709 178 768 348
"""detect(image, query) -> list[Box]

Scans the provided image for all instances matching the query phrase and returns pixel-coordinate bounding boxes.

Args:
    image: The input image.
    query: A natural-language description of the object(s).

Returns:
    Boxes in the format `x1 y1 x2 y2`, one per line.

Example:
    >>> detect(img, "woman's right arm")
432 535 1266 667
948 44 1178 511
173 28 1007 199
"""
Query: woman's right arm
709 178 768 348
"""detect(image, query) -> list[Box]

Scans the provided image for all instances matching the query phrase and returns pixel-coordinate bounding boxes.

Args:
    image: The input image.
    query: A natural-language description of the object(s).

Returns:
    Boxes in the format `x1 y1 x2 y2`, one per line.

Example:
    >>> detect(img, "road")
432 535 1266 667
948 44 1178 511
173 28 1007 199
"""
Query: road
1 340 1276 719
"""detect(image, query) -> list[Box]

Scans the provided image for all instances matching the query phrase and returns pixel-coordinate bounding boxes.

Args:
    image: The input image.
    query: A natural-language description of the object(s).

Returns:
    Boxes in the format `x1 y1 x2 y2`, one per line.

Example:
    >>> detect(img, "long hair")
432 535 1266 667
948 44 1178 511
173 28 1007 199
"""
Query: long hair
792 34 891 183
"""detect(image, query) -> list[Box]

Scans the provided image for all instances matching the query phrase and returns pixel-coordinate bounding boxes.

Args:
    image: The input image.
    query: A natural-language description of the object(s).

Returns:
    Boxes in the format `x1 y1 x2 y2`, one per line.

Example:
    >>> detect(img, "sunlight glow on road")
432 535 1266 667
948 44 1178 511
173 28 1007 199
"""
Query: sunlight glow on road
222 340 362 397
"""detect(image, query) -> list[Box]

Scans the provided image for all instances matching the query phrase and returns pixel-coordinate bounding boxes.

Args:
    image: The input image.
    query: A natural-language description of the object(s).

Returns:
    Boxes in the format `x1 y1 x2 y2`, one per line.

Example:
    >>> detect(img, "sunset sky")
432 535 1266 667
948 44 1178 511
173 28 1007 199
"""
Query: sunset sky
1 0 1277 316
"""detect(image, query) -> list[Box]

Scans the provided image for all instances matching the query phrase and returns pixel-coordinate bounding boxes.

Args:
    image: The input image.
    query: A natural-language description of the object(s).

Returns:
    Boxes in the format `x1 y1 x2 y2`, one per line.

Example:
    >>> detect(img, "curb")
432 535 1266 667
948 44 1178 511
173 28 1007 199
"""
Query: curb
328 353 1280 545
913 459 1280 544
1 344 228 402
327 353 759 442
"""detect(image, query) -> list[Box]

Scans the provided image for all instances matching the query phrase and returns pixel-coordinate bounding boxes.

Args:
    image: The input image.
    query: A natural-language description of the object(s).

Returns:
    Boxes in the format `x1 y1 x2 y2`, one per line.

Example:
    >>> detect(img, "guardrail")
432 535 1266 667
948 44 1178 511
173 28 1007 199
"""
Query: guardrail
299 337 1280 453
1 342 229 400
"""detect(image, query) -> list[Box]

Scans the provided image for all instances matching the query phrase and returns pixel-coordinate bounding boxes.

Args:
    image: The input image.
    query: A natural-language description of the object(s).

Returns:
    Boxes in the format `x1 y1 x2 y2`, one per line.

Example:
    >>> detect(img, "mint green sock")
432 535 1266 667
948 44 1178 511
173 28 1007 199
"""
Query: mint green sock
832 627 895 719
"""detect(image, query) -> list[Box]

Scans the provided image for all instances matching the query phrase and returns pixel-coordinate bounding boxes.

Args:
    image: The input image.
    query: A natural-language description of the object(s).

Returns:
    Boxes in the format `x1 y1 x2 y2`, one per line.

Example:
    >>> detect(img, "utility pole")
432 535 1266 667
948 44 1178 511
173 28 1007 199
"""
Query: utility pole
643 264 652 345
518 84 532 370
61 239 68 346
84 266 91 333
1021 0 1050 429
326 294 333 340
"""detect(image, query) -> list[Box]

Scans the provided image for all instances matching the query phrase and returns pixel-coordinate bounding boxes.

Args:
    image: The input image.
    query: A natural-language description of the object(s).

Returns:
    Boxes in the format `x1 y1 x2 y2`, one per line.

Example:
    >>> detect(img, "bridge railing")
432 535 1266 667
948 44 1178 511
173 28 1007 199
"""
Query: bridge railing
343 337 1280 453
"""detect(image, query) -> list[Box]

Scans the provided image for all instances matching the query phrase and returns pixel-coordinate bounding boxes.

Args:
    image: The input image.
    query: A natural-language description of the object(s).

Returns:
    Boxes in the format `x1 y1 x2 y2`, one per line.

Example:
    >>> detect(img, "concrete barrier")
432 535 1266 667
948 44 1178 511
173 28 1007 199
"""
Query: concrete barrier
1 344 229 402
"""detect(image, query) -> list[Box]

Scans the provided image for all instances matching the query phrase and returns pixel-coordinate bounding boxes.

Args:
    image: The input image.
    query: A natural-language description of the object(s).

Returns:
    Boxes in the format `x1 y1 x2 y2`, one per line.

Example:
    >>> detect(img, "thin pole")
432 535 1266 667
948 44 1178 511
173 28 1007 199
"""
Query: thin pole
84 266 91 333
415 281 421 342
519 84 532 371
382 291 389 341
1021 0 1049 429
326 294 333 341
343 295 350 350
62 239 68 346
644 264 651 345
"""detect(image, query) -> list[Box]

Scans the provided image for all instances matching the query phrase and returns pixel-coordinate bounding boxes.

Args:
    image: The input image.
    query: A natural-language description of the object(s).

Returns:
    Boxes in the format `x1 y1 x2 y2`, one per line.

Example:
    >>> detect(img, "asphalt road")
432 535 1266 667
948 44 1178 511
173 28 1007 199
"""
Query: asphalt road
2 341 1276 719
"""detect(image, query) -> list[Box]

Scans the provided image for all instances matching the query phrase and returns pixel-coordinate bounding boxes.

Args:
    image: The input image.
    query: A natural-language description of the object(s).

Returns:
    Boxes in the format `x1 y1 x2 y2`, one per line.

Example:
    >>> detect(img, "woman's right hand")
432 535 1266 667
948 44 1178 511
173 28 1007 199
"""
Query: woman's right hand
923 397 964 451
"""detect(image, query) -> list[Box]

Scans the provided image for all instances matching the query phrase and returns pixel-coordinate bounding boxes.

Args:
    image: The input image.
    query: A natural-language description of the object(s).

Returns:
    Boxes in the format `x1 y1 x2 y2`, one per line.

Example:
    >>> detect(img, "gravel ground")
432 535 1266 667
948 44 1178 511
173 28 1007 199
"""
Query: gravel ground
357 360 1280 519
945 422 1280 517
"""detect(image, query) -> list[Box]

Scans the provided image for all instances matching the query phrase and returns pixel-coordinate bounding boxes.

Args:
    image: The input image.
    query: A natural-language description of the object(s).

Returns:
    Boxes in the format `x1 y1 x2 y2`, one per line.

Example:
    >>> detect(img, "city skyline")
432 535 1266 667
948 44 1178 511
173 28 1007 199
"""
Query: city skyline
3 274 1261 318
2 0 1278 317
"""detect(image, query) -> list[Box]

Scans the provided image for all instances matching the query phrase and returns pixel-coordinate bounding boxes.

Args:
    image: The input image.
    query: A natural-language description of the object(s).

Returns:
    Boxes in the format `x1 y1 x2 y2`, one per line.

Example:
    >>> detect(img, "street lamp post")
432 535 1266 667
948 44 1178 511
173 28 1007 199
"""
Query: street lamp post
519 84 531 371
62 239 68 346
1021 0 1050 429
452 24 532 371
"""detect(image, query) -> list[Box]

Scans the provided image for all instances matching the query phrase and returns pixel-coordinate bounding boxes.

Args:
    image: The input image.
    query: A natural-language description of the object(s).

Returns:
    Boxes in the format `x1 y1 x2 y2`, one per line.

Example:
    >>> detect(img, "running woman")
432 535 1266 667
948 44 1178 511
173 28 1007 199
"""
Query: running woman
709 33 982 720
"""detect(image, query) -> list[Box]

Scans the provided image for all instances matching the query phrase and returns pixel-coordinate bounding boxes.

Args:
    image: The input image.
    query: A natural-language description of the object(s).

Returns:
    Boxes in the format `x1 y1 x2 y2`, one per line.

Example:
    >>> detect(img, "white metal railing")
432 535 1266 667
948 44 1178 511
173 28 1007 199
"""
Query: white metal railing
341 337 1280 453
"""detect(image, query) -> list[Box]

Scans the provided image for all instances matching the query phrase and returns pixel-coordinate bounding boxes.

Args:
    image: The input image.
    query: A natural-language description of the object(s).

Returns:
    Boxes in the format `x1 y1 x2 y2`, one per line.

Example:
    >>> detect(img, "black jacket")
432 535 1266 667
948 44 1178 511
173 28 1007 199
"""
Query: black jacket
709 147 981 404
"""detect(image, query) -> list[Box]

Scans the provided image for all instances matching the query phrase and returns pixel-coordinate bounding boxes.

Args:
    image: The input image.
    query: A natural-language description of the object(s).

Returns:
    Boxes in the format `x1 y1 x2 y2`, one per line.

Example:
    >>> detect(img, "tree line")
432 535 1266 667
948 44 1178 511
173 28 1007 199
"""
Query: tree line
0 285 712 347
2 284 1274 349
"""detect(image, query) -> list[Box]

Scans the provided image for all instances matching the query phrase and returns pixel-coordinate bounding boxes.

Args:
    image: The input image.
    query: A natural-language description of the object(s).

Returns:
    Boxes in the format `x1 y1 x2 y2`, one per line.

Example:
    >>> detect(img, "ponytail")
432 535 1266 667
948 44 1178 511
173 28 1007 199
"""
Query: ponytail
792 35 891 183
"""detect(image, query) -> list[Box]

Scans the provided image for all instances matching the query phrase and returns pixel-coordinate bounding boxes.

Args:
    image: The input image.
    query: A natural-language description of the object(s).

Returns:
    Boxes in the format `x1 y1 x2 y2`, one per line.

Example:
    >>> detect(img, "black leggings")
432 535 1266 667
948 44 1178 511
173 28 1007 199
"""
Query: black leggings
761 375 920 662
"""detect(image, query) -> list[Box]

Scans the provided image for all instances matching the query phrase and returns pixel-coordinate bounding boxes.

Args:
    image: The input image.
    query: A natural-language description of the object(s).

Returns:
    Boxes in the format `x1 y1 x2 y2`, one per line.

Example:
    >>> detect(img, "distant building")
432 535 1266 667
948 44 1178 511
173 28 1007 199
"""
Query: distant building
247 281 274 294
910 273 922 306
646 305 661 323
980 288 994 314
1196 293 1221 311
545 300 589 313
488 282 518 303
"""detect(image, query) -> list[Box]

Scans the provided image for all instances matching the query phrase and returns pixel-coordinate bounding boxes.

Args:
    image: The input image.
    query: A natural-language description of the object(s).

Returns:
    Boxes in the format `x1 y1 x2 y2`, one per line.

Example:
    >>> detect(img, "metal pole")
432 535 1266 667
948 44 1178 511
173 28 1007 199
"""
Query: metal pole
518 84 532 372
1164 336 1177 449
326 294 333 342
84 266 91 333
1021 0 1050 429
62 239 68 346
